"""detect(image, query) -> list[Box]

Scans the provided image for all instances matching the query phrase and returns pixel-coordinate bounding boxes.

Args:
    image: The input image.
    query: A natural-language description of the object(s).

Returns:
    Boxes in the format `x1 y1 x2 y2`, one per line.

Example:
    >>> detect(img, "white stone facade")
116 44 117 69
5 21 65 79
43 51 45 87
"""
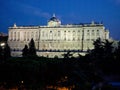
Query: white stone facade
8 14 109 57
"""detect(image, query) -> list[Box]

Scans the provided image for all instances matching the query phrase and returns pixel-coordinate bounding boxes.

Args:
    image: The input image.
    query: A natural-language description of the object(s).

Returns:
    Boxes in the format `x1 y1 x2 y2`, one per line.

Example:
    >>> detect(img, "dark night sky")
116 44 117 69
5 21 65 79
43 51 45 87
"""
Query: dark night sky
0 0 120 40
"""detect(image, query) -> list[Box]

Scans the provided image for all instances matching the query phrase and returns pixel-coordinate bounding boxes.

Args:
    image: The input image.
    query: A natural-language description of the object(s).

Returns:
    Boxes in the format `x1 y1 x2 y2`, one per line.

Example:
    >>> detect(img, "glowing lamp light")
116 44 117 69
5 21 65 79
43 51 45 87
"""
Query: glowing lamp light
0 43 5 46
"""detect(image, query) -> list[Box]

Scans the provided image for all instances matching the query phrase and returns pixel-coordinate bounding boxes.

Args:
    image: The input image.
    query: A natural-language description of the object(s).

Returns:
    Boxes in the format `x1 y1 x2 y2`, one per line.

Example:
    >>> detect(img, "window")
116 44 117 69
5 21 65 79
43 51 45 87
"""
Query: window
58 31 60 36
92 30 94 35
87 33 90 35
92 32 94 35
64 31 66 36
96 30 99 36
73 31 75 36
97 33 99 36
78 38 80 41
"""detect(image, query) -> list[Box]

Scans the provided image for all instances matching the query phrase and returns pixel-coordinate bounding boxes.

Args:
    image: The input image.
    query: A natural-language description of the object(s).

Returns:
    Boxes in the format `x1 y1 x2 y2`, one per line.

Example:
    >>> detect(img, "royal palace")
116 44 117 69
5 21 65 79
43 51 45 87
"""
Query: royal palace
8 14 109 57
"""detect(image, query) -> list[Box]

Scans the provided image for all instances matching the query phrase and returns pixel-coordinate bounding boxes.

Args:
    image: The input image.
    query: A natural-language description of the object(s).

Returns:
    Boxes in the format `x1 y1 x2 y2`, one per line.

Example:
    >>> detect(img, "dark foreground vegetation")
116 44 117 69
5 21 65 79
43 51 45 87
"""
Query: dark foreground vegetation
0 38 120 89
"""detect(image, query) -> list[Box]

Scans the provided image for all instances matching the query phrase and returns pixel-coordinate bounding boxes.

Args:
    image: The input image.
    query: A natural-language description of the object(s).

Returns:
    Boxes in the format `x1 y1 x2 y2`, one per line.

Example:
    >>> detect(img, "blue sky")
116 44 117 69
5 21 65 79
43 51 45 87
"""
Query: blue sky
0 0 120 40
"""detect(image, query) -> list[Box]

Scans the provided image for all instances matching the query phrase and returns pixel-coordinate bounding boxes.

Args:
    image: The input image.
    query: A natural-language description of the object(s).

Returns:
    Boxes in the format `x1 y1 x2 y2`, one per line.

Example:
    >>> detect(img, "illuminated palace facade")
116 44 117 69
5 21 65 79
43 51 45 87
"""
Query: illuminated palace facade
8 14 109 57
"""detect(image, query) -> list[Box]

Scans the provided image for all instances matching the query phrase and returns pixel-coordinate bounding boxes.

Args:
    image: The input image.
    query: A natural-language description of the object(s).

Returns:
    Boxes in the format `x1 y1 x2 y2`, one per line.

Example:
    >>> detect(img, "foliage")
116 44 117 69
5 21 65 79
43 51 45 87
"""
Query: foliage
114 41 120 59
104 39 113 57
28 38 37 56
62 51 73 58
91 38 104 58
0 38 120 89
22 38 37 57
22 44 28 57
0 46 3 56
3 43 11 60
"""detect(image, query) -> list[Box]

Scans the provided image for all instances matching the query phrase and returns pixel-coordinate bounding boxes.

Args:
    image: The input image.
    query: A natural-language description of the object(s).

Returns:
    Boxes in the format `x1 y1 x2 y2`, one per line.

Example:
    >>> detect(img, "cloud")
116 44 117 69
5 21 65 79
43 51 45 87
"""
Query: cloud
16 2 51 19
116 0 120 3
113 0 120 4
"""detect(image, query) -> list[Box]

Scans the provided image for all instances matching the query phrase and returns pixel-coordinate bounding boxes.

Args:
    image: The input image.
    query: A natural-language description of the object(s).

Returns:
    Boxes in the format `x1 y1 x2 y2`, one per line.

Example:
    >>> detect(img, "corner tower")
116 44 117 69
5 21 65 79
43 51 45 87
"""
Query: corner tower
47 14 61 27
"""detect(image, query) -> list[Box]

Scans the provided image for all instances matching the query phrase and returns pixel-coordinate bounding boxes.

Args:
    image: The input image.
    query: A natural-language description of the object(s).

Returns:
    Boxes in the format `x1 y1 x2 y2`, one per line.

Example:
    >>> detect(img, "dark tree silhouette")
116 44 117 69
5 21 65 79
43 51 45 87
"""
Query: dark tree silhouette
28 38 37 56
62 51 73 58
22 44 29 57
0 46 3 61
3 43 11 60
104 40 113 57
92 38 104 58
0 46 2 56
114 41 120 59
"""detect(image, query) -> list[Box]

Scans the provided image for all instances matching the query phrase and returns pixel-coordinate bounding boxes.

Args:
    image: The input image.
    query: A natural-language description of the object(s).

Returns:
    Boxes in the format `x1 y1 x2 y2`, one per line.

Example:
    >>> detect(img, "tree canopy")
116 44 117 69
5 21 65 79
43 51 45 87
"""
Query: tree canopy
22 38 37 57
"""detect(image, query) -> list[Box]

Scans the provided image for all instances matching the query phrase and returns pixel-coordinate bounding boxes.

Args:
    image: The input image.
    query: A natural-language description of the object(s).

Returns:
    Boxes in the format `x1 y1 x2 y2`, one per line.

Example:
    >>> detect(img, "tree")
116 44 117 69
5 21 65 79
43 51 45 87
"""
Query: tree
92 38 104 58
3 43 11 60
28 38 37 56
114 41 120 59
0 46 3 56
62 51 73 58
104 40 113 57
22 44 29 57
0 46 3 62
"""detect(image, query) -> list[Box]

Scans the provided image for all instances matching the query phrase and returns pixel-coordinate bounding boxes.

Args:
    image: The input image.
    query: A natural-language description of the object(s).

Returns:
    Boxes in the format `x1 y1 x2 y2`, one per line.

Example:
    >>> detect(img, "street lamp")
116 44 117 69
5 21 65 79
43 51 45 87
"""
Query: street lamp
0 42 5 47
